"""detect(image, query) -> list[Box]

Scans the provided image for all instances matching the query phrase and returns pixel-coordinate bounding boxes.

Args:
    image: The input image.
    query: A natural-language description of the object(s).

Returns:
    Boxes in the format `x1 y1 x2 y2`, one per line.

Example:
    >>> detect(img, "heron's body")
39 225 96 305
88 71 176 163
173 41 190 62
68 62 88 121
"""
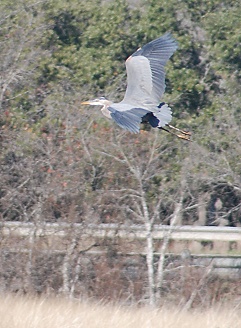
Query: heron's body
82 33 190 140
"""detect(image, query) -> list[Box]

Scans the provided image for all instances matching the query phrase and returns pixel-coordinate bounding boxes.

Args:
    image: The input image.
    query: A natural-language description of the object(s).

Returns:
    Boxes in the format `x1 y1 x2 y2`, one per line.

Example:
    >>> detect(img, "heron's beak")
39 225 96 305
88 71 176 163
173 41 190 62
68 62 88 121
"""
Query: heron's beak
81 101 91 105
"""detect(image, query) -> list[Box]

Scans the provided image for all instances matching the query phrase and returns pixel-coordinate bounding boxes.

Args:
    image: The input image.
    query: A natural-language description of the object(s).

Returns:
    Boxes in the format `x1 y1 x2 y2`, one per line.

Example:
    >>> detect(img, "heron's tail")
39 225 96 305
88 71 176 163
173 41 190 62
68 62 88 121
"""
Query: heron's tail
155 102 173 127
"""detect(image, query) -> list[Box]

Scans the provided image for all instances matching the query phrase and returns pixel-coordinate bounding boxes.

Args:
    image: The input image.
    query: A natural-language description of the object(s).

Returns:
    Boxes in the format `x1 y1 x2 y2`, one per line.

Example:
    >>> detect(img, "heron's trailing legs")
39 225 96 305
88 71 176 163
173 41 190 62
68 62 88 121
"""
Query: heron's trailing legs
160 125 191 141
167 124 191 136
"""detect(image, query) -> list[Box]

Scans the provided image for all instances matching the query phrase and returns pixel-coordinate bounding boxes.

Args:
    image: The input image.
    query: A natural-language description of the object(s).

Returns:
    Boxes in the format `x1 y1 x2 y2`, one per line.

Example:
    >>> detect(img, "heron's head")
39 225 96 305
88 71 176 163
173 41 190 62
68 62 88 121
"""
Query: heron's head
81 97 109 107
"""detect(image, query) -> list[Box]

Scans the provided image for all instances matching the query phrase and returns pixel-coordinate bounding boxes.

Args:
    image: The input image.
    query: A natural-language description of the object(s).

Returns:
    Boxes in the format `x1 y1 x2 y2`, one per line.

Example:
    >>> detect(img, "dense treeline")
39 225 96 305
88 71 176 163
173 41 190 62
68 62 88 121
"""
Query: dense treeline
1 0 241 225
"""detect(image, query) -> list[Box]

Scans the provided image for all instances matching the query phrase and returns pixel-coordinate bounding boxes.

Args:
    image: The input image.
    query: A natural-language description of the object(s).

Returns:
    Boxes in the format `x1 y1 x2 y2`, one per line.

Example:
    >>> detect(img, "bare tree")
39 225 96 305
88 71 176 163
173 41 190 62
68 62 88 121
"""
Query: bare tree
95 129 191 306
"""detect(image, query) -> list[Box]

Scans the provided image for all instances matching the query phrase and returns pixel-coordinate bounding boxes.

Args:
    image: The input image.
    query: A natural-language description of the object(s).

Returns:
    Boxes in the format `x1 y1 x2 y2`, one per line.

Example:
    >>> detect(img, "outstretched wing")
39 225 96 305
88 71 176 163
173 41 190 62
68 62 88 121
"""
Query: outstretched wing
122 33 178 106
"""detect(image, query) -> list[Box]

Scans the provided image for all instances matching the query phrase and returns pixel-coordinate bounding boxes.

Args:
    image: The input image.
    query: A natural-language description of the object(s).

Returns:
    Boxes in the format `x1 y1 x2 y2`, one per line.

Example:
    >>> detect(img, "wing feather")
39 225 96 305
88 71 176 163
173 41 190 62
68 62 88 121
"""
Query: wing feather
123 33 178 105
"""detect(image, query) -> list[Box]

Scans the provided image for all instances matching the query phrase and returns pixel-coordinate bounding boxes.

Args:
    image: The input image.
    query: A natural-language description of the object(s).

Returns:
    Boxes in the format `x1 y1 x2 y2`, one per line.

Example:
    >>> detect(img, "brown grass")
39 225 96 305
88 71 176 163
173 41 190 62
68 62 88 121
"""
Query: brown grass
0 294 240 328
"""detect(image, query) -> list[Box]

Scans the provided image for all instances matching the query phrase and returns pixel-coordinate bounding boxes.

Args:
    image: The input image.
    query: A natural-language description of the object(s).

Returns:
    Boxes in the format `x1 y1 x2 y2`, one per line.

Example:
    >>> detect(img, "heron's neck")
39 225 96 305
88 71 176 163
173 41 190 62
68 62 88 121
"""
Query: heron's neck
101 104 111 119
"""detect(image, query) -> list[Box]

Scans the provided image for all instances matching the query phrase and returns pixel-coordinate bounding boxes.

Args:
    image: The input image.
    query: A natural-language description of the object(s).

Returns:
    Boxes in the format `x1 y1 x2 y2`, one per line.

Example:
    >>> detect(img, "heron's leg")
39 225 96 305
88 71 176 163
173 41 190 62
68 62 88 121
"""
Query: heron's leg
159 127 191 141
159 127 175 135
166 124 191 136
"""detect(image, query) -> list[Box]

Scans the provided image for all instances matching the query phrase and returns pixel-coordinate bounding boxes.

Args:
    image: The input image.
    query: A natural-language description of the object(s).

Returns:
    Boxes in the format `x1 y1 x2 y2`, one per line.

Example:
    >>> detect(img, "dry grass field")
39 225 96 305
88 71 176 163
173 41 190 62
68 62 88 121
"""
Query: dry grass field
0 294 240 328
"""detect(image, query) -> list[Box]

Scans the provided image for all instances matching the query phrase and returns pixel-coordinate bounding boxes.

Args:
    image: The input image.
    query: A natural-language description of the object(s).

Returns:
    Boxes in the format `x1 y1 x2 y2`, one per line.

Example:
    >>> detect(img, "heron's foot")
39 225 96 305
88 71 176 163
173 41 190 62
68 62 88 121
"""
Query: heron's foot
179 130 191 136
166 124 191 141
176 134 191 141
167 124 191 135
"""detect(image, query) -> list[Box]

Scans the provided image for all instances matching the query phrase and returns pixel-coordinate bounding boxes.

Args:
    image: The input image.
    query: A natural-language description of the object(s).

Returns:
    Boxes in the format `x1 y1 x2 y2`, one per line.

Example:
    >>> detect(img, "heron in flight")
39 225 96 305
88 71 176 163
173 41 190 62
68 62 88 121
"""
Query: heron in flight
82 33 190 140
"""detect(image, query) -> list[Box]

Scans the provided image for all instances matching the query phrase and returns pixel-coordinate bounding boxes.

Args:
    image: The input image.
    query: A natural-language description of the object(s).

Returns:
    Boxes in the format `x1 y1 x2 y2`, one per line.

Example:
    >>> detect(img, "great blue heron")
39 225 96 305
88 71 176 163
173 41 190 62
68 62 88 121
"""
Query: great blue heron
82 33 191 140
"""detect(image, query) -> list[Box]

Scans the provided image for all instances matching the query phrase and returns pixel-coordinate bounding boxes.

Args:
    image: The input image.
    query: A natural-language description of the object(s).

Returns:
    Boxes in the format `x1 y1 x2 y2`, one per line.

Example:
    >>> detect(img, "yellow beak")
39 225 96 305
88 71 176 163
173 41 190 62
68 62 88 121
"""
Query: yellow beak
81 101 91 105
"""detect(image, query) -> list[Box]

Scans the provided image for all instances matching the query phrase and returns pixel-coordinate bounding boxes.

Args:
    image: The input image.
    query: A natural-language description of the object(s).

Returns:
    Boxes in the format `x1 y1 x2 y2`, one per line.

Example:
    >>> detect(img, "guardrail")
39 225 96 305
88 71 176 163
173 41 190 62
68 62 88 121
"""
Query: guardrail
1 222 241 277
1 221 241 240
1 222 241 256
